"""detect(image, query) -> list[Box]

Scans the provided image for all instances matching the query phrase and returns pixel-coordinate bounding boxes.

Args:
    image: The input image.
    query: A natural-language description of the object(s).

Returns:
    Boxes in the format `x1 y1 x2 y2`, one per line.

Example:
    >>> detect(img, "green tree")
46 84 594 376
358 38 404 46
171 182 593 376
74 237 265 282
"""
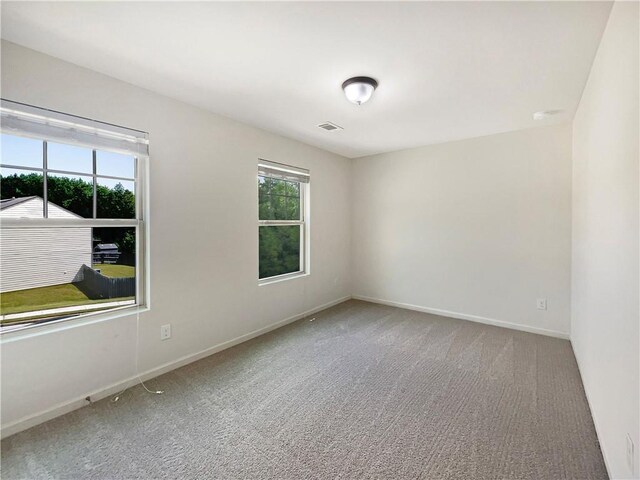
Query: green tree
1 173 135 218
258 176 302 278
119 230 136 254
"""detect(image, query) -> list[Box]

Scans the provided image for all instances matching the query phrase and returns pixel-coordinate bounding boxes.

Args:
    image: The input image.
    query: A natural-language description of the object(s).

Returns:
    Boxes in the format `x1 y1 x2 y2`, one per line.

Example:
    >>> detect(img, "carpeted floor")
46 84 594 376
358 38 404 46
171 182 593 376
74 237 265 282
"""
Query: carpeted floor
1 300 607 479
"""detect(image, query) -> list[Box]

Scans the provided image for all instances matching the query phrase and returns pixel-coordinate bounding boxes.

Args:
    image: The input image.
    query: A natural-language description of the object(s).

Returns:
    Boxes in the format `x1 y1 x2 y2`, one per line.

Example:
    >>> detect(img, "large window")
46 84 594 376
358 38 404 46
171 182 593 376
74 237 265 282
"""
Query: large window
258 160 309 281
0 100 149 333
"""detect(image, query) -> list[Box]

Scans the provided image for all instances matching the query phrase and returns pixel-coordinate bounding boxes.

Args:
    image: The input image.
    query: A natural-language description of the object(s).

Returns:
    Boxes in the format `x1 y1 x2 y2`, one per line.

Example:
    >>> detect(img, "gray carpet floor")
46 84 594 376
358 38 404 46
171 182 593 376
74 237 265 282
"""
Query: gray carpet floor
1 300 607 479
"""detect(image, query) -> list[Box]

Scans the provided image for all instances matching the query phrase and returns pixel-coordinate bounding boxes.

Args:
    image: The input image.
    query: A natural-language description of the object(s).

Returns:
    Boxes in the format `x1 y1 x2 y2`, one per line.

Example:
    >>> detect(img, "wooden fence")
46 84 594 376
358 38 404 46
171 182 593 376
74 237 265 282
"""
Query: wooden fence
77 264 135 299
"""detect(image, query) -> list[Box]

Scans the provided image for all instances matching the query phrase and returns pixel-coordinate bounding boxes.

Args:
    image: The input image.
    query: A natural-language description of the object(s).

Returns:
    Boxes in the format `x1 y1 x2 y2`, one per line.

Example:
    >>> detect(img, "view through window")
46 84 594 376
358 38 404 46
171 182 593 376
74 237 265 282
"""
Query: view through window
0 101 148 332
258 160 309 280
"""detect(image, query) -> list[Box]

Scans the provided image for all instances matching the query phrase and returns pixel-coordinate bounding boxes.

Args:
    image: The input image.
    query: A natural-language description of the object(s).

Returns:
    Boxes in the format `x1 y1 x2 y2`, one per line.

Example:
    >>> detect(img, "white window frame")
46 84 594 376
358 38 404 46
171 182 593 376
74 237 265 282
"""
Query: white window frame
258 159 310 285
0 100 150 336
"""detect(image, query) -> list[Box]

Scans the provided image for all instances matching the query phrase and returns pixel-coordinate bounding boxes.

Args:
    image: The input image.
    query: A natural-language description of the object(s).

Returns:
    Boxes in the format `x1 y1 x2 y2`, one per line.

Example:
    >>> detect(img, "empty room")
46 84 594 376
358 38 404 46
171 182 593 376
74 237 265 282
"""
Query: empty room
0 1 638 479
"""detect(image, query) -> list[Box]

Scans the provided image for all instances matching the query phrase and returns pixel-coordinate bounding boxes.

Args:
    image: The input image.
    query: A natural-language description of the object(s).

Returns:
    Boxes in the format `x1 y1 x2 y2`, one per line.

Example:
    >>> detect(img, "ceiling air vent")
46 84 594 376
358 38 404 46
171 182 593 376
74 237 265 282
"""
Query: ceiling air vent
318 121 343 132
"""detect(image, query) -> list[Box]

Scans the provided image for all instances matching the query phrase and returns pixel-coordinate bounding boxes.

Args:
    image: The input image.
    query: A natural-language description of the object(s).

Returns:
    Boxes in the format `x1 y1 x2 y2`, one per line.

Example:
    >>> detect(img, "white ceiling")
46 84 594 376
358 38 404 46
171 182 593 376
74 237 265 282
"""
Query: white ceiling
1 2 612 158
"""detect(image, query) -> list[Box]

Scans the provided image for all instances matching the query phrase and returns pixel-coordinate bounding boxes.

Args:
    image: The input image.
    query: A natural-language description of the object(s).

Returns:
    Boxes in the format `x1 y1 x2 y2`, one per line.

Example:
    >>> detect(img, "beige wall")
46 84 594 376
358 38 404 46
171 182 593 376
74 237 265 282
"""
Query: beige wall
571 2 639 478
0 41 352 431
352 124 573 337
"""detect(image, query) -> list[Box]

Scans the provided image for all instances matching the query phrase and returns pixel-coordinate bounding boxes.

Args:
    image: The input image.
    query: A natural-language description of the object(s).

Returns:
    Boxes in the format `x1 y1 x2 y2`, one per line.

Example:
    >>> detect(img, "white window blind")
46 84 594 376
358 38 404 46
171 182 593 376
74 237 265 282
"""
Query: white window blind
258 159 309 183
0 99 149 158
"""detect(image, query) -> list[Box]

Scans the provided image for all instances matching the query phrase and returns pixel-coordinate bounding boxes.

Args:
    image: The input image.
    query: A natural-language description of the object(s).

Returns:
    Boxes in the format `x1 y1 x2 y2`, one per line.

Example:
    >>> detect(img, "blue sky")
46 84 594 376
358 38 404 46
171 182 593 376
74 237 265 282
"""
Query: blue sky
0 133 135 190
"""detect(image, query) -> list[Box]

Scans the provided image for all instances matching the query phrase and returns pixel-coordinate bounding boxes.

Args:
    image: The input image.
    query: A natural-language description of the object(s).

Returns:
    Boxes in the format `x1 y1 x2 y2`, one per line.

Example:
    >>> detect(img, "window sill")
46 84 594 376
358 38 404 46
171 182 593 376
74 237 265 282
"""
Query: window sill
0 303 149 343
258 271 309 286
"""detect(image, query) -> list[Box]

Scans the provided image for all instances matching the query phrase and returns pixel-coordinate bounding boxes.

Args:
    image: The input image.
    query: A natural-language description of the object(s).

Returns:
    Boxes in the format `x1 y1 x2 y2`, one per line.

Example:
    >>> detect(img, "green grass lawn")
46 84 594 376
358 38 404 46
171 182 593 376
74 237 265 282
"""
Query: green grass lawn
92 263 135 278
1 265 135 321
0 283 134 318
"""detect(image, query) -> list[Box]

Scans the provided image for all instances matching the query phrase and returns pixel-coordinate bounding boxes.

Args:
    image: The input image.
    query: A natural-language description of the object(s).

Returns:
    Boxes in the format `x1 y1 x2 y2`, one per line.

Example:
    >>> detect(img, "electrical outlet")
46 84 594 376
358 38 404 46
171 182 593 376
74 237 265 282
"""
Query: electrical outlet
536 298 547 310
160 324 171 340
627 434 634 474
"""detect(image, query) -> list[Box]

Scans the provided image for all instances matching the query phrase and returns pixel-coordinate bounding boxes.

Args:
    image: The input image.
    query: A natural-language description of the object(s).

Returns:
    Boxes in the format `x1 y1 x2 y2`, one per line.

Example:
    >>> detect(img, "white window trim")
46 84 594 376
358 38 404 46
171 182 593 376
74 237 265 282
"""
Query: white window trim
0 304 151 342
258 270 310 286
0 100 150 337
257 160 310 284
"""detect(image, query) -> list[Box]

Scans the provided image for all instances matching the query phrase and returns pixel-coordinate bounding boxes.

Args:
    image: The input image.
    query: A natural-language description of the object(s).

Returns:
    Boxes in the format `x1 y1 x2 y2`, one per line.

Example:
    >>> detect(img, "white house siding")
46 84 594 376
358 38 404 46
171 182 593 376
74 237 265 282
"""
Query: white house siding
0 197 92 293
0 197 81 219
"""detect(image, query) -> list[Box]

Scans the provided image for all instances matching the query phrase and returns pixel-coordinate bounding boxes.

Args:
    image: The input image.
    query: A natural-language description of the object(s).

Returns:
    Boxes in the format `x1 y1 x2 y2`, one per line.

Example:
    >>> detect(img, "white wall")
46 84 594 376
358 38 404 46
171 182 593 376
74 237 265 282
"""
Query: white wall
0 41 352 431
571 2 639 478
352 124 573 337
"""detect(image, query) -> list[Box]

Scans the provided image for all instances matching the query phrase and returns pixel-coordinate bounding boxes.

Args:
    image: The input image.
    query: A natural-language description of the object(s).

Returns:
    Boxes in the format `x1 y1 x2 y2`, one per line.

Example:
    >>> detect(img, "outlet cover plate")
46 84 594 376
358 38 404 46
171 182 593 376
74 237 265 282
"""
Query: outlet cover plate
160 324 171 341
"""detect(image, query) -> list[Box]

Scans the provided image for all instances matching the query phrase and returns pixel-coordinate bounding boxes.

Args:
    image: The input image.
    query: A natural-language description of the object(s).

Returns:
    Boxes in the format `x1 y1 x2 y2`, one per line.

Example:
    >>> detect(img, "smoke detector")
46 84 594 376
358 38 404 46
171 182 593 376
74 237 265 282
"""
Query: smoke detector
533 110 563 120
318 121 343 132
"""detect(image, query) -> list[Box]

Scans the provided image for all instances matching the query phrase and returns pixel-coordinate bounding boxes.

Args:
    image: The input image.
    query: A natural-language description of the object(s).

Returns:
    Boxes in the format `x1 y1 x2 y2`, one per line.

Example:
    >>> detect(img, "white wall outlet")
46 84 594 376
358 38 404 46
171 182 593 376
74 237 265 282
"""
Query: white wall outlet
627 434 635 474
536 298 547 310
160 324 171 341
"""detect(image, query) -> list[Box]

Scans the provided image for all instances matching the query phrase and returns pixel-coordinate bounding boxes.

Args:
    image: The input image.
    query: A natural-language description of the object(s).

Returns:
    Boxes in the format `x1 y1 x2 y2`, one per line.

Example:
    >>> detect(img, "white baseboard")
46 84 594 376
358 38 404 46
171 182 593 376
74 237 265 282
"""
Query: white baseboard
570 341 613 479
352 294 569 339
0 295 351 439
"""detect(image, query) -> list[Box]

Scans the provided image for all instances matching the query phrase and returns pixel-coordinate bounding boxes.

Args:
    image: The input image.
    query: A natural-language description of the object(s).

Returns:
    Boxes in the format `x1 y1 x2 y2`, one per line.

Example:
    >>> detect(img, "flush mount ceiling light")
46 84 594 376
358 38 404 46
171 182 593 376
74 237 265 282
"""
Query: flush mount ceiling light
533 109 563 120
342 76 378 105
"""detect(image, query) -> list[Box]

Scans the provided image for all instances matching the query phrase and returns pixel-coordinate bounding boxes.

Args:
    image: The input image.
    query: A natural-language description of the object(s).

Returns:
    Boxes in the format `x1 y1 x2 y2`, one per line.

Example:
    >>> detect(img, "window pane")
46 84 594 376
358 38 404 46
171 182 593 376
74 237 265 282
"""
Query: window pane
97 178 135 219
92 227 136 273
259 191 273 219
258 176 271 220
1 168 44 209
287 181 300 196
287 197 300 220
259 175 273 194
96 150 135 179
47 172 93 218
1 134 43 169
271 194 288 220
258 176 301 221
47 142 93 174
0 227 135 328
259 225 301 279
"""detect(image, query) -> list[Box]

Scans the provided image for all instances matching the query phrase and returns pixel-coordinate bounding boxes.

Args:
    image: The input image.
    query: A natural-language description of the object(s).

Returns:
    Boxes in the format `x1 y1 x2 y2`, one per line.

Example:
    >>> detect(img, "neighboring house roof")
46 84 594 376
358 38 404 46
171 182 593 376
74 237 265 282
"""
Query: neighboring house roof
0 196 82 219
0 196 37 210
95 243 119 250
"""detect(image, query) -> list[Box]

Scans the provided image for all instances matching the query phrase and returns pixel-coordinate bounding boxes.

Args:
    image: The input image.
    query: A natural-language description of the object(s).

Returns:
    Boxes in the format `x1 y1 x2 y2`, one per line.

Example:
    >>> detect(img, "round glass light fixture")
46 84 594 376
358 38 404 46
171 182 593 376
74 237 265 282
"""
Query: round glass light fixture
342 76 378 105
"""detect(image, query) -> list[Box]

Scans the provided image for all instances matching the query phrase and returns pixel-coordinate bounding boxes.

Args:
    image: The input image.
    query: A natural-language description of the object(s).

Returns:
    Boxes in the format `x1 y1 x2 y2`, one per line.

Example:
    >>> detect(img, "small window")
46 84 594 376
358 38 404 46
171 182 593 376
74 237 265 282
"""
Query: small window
0 100 149 333
258 160 309 282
